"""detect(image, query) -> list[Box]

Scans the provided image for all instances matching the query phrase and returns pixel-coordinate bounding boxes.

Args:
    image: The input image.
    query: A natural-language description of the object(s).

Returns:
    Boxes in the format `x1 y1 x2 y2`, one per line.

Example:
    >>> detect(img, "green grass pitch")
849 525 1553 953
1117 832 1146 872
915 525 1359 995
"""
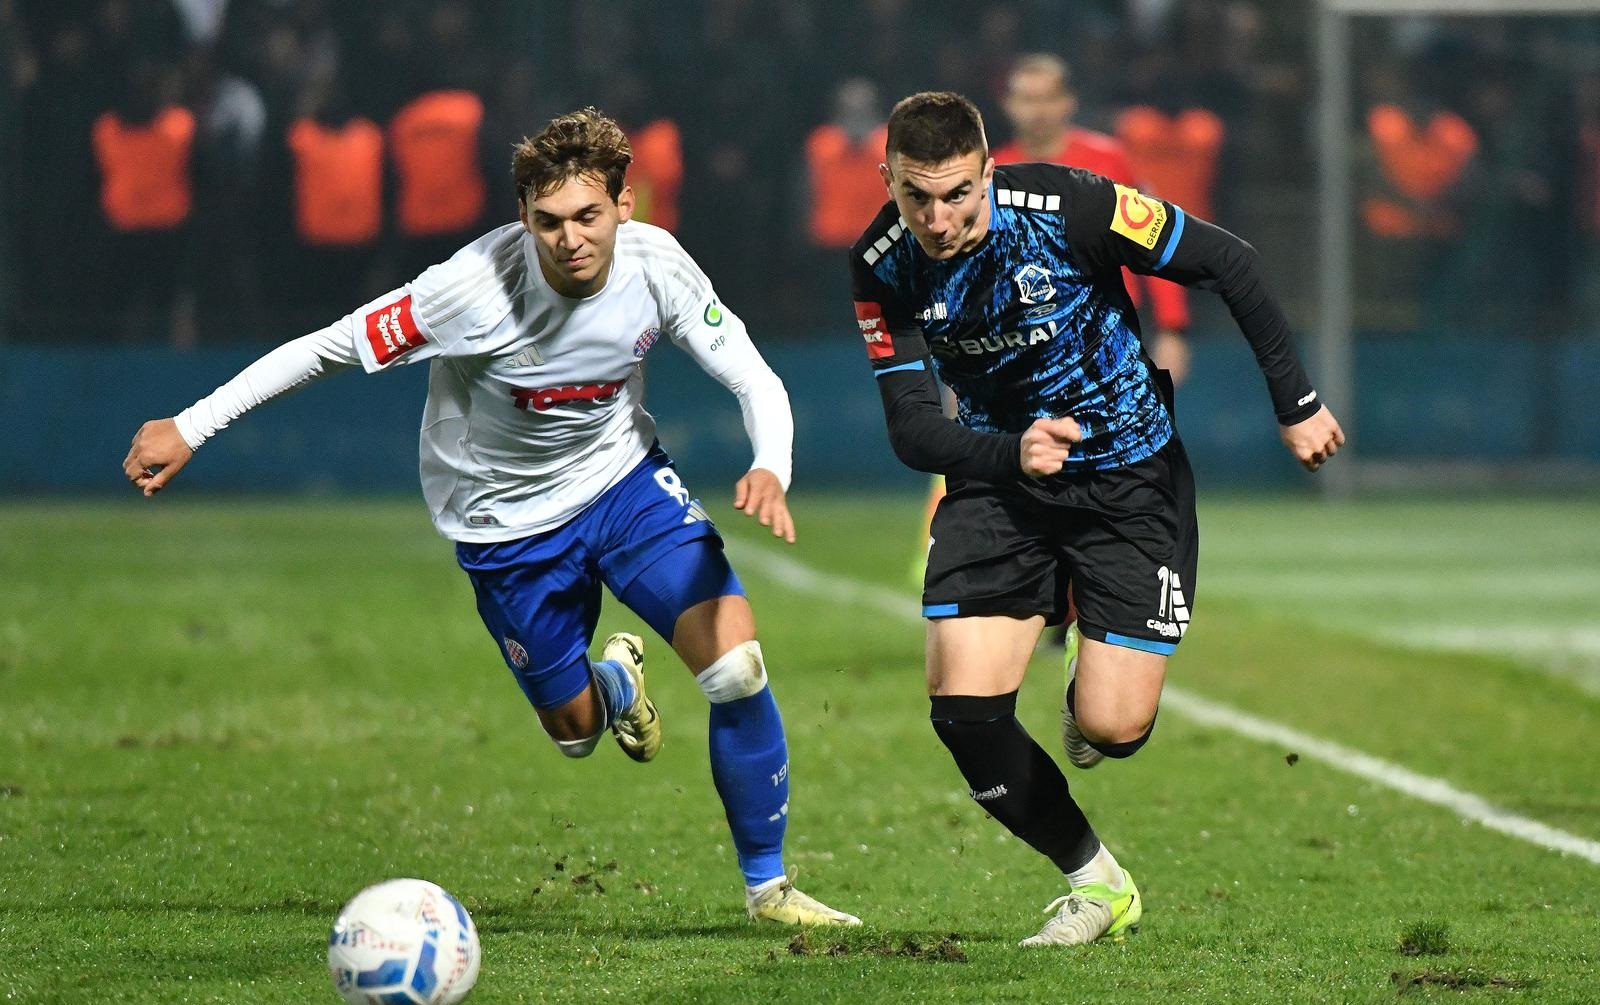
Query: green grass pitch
2 494 1598 1003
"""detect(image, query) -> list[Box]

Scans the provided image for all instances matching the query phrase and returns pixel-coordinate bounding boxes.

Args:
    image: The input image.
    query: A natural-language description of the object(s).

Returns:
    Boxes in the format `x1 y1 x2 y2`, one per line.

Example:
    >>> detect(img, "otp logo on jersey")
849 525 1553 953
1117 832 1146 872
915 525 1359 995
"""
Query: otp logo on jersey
364 295 427 366
511 380 626 412
854 301 895 360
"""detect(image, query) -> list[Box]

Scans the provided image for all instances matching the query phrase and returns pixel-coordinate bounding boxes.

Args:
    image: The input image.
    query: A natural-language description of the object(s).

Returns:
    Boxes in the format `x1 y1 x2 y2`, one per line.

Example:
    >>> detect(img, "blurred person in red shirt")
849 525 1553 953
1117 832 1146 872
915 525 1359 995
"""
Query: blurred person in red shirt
806 78 889 251
994 54 1190 380
805 78 890 315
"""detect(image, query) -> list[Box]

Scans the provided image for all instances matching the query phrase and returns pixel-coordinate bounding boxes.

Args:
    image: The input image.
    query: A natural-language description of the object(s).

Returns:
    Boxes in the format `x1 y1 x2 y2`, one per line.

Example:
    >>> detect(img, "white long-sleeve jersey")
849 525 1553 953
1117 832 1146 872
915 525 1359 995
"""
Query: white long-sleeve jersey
174 221 794 542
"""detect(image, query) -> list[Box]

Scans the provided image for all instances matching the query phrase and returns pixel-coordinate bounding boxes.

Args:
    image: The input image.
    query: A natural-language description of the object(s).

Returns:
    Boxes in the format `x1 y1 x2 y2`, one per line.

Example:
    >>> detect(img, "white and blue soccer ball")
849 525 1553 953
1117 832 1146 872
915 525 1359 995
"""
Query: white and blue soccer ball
328 878 481 1005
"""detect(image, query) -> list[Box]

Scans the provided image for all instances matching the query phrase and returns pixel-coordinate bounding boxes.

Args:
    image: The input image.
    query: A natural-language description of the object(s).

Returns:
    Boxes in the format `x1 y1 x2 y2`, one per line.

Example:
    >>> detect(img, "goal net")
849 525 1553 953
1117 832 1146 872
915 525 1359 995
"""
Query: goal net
1313 0 1600 492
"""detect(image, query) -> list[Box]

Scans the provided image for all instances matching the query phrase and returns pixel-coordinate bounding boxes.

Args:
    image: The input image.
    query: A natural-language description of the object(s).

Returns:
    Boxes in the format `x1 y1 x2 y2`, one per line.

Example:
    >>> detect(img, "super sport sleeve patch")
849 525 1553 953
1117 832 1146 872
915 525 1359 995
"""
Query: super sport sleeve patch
848 244 929 371
855 300 895 360
364 294 428 366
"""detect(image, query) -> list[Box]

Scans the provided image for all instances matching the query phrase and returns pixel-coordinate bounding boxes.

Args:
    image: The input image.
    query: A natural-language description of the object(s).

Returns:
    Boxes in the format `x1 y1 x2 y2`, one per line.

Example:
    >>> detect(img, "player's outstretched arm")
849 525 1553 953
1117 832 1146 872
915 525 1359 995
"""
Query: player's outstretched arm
1154 221 1346 470
1059 169 1343 470
120 322 363 497
666 285 798 543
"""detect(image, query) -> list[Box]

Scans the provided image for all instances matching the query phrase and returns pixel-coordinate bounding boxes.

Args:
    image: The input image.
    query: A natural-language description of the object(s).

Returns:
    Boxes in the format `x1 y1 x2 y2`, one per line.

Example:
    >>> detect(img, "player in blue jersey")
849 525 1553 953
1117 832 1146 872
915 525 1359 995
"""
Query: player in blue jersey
849 92 1343 946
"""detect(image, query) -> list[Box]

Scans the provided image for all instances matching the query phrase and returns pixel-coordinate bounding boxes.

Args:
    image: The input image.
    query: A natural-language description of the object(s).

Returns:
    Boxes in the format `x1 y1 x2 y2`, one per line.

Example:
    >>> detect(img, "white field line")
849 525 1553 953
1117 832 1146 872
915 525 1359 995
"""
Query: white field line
727 541 1600 867
1156 688 1600 865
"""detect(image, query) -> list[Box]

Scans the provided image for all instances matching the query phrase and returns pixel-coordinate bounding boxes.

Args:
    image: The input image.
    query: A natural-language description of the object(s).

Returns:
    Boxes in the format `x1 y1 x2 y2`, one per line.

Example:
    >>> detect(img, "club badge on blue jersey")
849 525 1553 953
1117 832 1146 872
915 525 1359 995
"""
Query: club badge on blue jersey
504 637 529 669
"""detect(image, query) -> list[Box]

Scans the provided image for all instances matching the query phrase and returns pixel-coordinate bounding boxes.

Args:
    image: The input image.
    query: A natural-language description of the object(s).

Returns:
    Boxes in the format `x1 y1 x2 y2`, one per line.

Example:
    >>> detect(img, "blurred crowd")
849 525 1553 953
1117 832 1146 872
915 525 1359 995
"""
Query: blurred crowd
2 0 1599 345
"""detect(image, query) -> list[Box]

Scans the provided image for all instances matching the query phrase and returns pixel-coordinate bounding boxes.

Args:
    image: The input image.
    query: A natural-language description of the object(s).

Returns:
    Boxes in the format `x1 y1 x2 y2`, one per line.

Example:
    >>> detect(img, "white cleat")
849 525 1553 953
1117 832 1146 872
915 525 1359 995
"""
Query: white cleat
747 878 861 927
1020 870 1142 947
602 633 661 762
1061 624 1104 769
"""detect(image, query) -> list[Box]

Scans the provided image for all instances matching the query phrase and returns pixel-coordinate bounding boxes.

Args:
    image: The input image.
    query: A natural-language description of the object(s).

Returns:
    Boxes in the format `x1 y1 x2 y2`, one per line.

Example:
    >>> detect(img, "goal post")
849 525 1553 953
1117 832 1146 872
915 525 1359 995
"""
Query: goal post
1314 0 1600 495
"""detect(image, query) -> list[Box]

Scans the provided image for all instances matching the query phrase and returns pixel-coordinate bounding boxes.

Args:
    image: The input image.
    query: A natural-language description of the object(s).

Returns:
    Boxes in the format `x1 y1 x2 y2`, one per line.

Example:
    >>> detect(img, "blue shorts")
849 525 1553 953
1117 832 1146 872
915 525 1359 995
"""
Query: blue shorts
456 445 744 710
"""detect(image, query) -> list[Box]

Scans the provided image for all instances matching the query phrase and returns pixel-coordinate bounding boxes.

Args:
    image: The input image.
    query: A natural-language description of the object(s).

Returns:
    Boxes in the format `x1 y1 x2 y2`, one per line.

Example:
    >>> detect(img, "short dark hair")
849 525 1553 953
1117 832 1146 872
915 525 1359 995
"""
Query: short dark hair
885 91 988 165
512 107 632 202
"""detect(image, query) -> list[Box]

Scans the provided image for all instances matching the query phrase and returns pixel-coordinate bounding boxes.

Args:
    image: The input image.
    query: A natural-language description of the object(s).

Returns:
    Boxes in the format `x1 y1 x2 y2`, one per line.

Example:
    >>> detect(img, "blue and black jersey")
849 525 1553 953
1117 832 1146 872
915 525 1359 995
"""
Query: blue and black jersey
850 163 1319 484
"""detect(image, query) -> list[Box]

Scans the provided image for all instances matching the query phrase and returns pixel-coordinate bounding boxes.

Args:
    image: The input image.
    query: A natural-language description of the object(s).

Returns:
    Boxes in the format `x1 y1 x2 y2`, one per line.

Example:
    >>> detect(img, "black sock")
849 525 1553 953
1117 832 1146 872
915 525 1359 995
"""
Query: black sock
930 692 1099 874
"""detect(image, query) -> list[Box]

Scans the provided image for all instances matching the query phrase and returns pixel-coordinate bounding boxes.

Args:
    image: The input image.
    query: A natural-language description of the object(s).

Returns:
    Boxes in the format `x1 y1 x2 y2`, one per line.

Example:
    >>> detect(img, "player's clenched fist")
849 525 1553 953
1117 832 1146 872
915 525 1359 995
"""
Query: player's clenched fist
123 417 193 497
1279 405 1345 473
1020 416 1082 478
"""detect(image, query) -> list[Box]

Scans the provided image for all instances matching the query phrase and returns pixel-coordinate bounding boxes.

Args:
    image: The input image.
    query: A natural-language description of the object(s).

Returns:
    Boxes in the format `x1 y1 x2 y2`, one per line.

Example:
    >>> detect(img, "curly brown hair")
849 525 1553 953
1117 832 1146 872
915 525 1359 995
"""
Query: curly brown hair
512 107 633 203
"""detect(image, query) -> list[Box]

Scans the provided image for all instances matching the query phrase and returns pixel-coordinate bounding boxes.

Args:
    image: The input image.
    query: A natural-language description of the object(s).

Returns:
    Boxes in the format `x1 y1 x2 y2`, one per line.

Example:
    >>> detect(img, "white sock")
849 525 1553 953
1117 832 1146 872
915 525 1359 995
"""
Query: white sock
1067 843 1125 892
552 731 603 758
744 875 785 906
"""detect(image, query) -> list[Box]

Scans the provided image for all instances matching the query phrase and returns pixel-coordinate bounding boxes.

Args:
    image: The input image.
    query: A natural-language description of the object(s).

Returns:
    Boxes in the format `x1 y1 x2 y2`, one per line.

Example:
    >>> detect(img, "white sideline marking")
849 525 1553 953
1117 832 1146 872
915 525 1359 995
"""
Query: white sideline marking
727 541 1600 866
1157 687 1600 865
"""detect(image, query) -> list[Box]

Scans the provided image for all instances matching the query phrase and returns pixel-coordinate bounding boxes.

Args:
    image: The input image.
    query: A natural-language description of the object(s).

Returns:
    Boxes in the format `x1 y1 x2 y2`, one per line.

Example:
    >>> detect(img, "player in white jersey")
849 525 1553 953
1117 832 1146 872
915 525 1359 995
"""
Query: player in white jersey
123 108 858 927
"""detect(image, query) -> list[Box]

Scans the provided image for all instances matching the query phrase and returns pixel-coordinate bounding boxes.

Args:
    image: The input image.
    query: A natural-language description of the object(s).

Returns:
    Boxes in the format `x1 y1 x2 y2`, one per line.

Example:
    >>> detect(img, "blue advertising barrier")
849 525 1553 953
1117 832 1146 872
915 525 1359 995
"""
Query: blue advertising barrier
7 335 1598 496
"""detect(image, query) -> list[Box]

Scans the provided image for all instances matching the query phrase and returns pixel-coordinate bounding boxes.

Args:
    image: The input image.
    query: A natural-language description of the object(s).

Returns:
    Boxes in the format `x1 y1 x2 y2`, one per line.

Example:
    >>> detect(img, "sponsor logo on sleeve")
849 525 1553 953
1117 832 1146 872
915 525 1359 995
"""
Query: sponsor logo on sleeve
364 295 427 366
1109 184 1168 251
702 299 724 327
854 300 895 360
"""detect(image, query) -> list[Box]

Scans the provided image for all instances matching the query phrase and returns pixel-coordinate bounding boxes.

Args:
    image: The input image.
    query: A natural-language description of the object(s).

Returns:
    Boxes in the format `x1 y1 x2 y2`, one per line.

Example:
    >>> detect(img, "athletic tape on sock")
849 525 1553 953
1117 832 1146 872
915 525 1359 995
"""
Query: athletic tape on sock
696 640 769 703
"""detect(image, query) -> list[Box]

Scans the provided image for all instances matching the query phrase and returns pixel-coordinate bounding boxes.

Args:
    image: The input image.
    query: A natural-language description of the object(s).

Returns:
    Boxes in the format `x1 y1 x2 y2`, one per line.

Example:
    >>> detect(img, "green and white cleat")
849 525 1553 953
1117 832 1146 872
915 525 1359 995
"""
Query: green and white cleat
1061 624 1104 769
747 878 861 927
602 632 661 763
1020 868 1141 947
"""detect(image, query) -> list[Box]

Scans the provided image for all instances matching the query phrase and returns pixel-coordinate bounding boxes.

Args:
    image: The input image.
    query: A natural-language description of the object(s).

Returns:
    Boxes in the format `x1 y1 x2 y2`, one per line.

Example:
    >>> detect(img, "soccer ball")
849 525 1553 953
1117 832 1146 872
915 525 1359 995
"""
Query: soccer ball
328 878 480 1005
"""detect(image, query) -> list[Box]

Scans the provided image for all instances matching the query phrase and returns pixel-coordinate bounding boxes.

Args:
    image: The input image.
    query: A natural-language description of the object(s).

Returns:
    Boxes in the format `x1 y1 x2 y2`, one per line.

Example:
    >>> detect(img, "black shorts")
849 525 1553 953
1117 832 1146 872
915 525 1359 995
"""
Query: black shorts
923 434 1198 656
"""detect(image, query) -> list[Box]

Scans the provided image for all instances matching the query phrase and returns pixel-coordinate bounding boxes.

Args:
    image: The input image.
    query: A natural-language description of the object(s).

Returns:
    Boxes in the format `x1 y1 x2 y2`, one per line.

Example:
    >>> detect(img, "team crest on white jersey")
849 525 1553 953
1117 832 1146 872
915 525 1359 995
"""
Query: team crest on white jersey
634 327 661 357
1014 264 1055 305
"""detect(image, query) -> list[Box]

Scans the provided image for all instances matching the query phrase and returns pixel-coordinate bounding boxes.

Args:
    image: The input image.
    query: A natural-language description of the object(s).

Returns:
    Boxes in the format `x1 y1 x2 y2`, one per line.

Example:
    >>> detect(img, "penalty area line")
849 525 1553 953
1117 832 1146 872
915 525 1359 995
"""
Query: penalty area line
727 541 1600 867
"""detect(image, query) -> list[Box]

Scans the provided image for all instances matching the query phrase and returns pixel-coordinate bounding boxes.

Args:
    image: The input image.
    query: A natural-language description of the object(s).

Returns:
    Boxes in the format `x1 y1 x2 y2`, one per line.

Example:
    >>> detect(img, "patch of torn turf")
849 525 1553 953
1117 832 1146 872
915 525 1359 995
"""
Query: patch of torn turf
1391 970 1533 994
786 931 968 963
